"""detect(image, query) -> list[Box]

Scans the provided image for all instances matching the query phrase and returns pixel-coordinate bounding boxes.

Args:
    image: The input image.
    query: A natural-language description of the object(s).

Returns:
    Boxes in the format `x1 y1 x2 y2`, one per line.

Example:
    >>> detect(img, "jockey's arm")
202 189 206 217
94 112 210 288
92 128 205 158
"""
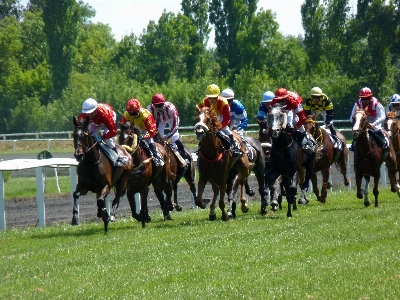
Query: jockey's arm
101 114 118 139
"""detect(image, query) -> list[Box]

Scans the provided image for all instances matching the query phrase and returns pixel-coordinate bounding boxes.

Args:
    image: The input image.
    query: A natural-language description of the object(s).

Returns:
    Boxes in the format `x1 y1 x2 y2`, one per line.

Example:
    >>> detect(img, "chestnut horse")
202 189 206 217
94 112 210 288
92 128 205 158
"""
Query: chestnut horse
194 106 250 221
154 131 197 211
72 116 133 232
119 124 173 227
384 112 400 177
304 115 350 203
352 108 400 207
263 106 314 218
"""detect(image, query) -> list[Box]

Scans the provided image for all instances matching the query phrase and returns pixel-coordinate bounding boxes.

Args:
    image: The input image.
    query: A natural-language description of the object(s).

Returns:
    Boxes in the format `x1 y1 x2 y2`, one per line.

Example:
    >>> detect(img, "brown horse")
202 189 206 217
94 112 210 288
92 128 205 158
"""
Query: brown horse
153 131 197 210
304 115 350 203
384 111 400 177
352 108 400 207
194 106 250 220
72 116 133 232
119 123 173 227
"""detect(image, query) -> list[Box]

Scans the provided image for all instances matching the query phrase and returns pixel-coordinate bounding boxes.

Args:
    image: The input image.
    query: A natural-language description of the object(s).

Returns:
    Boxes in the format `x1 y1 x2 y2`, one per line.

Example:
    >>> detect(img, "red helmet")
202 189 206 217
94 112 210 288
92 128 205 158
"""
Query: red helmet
126 98 141 112
152 94 166 105
359 87 373 98
274 88 289 100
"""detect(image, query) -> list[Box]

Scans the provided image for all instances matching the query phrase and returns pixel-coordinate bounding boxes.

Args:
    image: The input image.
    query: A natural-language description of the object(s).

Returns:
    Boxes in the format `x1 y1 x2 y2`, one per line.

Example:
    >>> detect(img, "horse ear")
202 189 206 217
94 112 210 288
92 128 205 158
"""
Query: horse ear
73 116 77 126
195 105 200 112
256 118 261 124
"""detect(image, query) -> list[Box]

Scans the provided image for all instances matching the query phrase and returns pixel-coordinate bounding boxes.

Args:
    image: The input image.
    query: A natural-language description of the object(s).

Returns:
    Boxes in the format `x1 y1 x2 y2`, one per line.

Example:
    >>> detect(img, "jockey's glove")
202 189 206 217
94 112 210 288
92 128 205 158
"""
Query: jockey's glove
288 127 295 135
94 136 102 142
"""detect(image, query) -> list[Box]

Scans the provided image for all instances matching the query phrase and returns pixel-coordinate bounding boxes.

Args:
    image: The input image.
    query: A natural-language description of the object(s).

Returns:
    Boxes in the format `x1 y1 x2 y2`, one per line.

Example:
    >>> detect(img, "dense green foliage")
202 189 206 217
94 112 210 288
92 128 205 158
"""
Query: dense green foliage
1 188 400 299
1 0 400 134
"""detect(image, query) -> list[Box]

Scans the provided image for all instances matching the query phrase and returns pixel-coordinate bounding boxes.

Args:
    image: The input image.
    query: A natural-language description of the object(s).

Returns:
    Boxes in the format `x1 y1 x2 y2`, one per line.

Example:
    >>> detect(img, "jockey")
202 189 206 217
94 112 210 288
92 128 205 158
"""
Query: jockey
257 91 274 121
386 94 400 120
198 84 242 155
303 87 336 135
271 88 316 153
221 88 248 136
79 98 125 167
120 98 165 167
147 93 190 162
349 87 389 153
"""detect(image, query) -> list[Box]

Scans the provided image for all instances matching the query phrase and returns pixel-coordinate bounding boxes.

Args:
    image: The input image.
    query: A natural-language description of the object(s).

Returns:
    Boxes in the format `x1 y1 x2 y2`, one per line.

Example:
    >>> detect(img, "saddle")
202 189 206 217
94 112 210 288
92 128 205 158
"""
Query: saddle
97 142 129 168
165 143 188 168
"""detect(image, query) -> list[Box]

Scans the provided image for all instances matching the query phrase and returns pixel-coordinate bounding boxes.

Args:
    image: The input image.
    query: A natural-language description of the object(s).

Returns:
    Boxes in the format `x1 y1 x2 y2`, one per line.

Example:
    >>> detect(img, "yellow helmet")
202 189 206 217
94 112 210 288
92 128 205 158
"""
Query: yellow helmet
205 84 220 97
310 87 323 97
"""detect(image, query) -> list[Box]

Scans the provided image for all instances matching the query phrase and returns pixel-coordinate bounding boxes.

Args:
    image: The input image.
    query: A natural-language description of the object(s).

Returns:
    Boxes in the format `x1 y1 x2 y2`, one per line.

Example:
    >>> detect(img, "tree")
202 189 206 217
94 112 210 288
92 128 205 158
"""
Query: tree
181 0 211 79
0 0 24 21
41 0 81 100
209 0 258 76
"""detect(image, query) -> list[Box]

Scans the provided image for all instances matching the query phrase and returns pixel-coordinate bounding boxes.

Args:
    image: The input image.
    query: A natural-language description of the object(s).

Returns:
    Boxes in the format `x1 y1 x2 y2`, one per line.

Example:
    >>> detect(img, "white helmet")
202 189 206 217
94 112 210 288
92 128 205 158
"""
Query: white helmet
82 98 98 113
221 88 234 99
391 94 400 103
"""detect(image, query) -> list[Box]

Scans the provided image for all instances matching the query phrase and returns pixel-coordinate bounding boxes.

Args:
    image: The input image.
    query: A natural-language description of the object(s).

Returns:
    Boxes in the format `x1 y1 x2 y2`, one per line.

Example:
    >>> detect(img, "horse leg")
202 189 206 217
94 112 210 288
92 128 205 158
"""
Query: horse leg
355 172 364 200
373 175 380 208
209 184 219 221
299 163 313 205
154 188 171 221
320 168 331 204
226 170 237 219
255 170 268 210
196 179 208 209
245 179 255 196
184 160 197 208
139 188 151 228
286 181 295 218
363 176 371 207
172 181 183 212
71 185 82 225
311 173 321 202
219 185 228 221
338 152 350 186
110 178 129 222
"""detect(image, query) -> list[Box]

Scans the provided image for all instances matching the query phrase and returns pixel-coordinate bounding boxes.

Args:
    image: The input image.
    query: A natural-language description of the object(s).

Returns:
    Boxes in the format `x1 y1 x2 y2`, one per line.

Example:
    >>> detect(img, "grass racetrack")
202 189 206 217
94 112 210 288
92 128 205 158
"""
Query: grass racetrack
1 187 400 299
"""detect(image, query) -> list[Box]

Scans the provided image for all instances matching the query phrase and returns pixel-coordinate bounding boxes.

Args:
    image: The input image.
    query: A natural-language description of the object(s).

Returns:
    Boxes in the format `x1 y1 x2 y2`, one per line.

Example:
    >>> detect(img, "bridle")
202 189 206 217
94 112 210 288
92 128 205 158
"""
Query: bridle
74 126 100 163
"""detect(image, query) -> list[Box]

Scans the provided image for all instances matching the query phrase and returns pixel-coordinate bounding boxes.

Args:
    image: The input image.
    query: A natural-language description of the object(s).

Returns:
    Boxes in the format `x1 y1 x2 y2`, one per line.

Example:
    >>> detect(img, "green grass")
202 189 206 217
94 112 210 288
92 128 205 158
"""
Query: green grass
4 176 72 199
1 188 400 299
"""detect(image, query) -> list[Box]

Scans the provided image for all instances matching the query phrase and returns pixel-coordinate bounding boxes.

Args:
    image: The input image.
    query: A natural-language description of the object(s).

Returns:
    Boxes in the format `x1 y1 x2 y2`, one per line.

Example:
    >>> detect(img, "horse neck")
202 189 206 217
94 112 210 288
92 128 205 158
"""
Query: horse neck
392 123 400 152
355 128 370 149
201 132 222 158
259 128 270 143
273 131 293 148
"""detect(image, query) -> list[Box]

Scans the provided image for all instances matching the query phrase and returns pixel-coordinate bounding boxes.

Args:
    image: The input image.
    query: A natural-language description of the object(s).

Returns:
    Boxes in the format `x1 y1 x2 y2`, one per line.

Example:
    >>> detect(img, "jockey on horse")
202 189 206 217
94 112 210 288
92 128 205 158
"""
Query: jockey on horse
147 93 190 166
271 88 317 156
386 93 400 120
197 84 243 155
78 98 127 167
349 87 390 159
303 86 343 151
119 98 165 167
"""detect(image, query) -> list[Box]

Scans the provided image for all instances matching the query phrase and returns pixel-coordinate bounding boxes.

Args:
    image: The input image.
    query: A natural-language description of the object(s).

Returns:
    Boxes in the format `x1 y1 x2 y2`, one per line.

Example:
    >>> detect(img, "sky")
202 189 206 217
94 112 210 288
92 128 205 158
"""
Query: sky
86 0 306 43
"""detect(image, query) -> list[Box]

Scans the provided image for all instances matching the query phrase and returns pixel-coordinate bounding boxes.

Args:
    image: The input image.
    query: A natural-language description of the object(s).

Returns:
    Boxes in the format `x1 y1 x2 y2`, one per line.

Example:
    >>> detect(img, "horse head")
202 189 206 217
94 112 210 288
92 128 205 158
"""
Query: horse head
118 122 139 153
72 116 93 162
267 106 287 139
194 106 221 140
384 112 398 139
304 114 318 135
352 108 368 139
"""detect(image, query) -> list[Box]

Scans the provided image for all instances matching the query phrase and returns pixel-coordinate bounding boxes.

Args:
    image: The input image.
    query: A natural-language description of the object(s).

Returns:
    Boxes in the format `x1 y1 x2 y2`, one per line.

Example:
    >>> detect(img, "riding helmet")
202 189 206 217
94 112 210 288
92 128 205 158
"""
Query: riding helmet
274 88 289 100
262 91 275 103
152 94 166 105
82 98 98 114
126 98 142 112
310 87 323 97
390 94 400 103
205 84 220 97
359 87 373 98
221 88 234 99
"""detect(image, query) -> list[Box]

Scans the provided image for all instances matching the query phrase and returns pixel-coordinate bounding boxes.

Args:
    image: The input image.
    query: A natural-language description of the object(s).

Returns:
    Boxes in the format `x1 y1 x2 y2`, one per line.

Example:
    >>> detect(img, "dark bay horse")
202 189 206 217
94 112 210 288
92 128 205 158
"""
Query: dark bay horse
194 106 250 221
304 115 350 203
119 123 173 227
72 116 133 232
263 106 314 218
257 118 284 210
384 112 400 177
229 135 269 218
352 108 400 207
153 132 197 211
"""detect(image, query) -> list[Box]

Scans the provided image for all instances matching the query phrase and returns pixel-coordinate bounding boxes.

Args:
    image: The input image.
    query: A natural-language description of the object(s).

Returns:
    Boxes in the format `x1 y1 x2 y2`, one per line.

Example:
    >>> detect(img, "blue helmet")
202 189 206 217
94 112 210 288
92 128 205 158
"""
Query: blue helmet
262 91 275 103
391 94 400 103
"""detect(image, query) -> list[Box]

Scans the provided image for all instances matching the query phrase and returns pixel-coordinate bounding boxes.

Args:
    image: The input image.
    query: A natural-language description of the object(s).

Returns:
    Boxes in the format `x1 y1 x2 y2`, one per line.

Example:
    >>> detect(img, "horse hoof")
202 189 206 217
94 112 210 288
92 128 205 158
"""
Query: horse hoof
109 215 116 222
71 217 79 226
168 203 174 211
145 216 151 223
164 215 172 221
209 214 217 221
298 198 309 205
271 204 277 212
364 201 371 207
175 205 183 212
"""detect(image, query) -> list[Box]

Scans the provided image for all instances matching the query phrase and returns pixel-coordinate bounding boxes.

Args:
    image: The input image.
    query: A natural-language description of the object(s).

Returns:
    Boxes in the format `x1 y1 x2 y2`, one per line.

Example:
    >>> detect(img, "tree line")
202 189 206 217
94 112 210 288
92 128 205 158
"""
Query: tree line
0 0 399 134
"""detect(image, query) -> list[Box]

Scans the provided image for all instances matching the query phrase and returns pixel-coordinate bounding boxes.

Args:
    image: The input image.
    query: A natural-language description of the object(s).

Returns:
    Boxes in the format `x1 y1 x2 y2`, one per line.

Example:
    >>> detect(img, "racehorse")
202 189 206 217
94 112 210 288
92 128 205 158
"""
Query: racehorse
72 116 133 232
257 118 284 210
384 112 400 177
194 106 250 221
153 131 197 211
304 115 350 203
119 123 173 227
352 108 400 207
229 135 269 218
263 106 314 218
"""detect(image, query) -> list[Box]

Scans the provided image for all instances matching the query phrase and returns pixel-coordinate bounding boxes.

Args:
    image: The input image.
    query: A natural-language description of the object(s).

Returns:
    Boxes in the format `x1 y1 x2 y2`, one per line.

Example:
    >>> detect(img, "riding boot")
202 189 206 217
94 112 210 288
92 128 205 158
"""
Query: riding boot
349 139 355 151
149 143 165 167
175 139 189 161
229 134 243 155
376 130 390 161
328 124 337 136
